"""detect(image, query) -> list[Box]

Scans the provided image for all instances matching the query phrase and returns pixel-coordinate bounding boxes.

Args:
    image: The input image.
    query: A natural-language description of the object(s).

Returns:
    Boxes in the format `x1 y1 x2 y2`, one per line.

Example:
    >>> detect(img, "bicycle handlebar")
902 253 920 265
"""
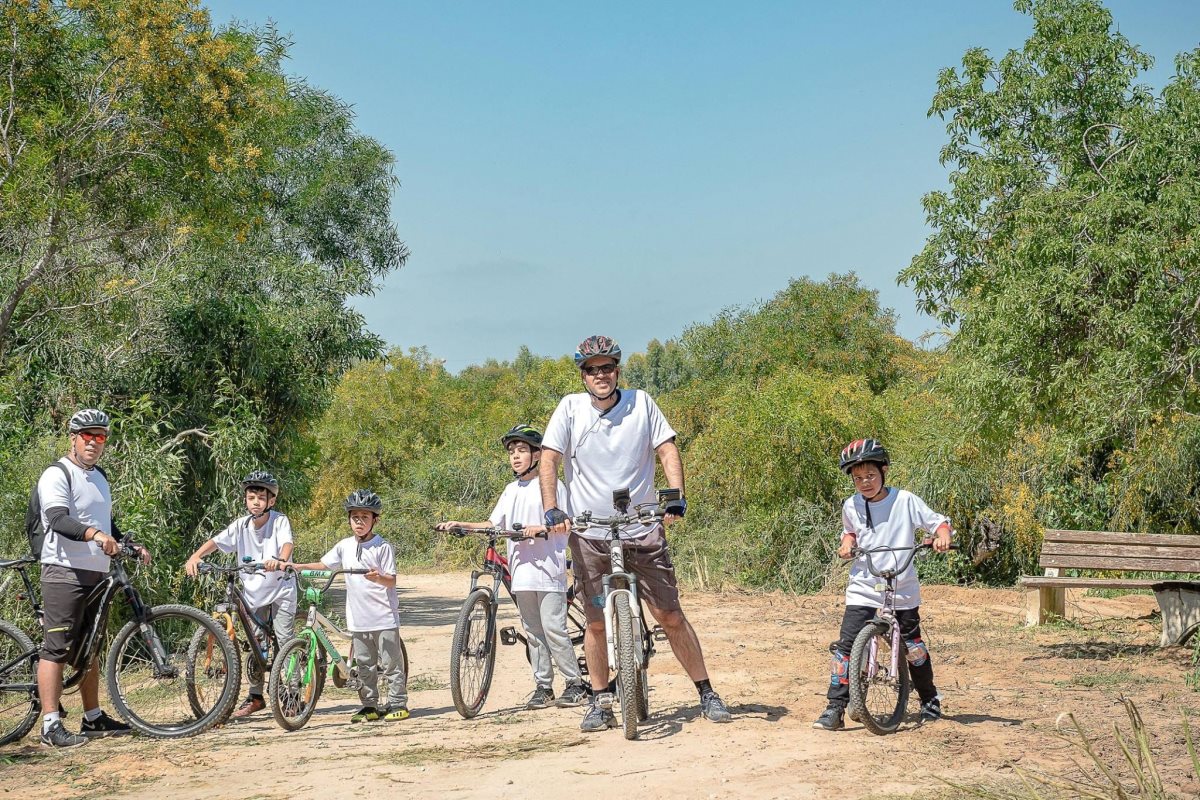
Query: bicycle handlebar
438 524 548 541
295 567 369 594
570 504 666 535
197 561 273 577
848 542 958 578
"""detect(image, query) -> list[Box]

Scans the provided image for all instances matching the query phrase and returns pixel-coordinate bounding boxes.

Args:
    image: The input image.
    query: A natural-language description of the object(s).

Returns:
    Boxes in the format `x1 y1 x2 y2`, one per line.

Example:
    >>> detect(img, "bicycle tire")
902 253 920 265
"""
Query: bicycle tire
848 619 909 735
185 626 237 719
613 593 639 740
0 620 38 746
449 588 496 719
269 634 325 731
107 604 240 739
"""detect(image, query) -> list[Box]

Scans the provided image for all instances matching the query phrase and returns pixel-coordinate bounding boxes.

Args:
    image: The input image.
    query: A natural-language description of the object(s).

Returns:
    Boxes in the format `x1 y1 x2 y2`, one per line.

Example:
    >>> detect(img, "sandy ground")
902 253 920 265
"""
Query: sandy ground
3 573 1199 799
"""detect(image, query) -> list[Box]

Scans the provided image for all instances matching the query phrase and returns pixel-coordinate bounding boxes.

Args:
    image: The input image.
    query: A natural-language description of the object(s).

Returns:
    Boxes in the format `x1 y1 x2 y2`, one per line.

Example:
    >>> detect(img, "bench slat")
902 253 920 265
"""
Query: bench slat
1041 541 1200 561
1045 530 1199 547
1039 553 1200 572
1019 577 1164 589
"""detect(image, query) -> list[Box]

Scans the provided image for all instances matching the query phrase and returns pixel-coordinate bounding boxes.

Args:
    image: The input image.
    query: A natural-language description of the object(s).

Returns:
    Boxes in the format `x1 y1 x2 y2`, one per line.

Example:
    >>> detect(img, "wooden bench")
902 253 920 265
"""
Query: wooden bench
1019 529 1200 646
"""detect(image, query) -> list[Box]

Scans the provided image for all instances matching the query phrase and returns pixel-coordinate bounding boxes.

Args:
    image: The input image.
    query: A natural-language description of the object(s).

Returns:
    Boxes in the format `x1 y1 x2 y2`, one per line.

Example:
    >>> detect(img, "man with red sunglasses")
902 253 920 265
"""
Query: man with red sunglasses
34 408 150 748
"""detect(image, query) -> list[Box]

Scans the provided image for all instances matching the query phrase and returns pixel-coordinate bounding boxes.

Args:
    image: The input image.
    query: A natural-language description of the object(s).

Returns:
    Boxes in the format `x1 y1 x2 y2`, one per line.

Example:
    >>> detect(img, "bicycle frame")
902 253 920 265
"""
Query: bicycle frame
856 545 935 687
1 547 169 697
210 571 279 675
600 534 646 671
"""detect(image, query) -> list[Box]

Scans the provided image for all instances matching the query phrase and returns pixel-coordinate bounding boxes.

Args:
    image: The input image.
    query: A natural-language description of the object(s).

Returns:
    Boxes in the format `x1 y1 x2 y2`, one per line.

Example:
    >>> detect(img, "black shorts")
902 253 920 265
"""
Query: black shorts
40 565 106 664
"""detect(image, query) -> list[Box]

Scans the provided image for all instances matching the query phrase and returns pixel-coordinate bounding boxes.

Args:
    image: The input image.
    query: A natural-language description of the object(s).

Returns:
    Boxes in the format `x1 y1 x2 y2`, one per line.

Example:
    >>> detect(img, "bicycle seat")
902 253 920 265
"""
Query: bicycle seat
0 555 36 569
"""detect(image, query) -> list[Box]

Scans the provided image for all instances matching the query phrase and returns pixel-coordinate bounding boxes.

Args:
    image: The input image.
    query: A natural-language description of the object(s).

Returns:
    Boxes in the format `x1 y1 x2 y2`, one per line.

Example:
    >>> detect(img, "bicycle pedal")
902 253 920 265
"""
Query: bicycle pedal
651 625 668 642
499 626 520 646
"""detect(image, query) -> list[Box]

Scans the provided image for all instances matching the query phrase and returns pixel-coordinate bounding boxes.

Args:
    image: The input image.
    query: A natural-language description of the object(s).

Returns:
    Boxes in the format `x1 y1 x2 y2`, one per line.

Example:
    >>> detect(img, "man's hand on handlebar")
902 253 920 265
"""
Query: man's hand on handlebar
544 507 570 535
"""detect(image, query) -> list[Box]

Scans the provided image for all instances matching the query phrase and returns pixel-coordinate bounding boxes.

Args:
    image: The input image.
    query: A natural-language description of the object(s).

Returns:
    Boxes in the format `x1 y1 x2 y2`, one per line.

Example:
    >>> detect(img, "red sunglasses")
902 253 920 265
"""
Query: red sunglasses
77 431 108 444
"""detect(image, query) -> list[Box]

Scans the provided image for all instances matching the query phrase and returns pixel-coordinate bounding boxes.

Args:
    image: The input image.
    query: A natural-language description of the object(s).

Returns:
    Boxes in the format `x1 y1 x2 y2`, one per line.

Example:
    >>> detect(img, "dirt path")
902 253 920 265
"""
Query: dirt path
4 574 1198 798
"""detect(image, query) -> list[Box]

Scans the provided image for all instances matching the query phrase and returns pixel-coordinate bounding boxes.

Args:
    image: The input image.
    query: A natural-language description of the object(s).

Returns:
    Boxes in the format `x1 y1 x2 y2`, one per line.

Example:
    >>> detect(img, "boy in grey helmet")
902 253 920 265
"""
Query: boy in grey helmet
288 490 408 722
185 470 297 718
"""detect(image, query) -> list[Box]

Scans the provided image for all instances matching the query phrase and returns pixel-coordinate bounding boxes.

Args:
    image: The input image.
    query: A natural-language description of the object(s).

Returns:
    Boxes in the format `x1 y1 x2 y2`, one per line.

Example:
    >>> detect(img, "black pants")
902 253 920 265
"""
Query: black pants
826 605 937 708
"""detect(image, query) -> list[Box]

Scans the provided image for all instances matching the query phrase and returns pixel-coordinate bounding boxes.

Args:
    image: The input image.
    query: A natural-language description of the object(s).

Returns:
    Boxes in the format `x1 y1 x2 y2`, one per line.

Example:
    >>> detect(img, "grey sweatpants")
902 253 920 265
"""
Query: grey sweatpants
513 590 582 689
250 597 295 696
350 627 408 709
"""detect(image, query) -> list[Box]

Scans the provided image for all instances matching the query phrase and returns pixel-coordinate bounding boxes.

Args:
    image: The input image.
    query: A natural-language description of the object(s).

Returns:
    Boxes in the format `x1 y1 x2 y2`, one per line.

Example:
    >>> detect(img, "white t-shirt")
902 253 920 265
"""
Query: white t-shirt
489 477 569 593
321 534 399 633
542 389 677 541
211 512 297 609
842 488 950 610
37 458 113 573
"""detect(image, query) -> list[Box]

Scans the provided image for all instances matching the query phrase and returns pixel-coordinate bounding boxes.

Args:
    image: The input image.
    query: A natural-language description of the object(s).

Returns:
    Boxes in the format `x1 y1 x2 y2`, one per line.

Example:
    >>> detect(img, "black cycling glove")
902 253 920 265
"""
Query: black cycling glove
544 508 570 528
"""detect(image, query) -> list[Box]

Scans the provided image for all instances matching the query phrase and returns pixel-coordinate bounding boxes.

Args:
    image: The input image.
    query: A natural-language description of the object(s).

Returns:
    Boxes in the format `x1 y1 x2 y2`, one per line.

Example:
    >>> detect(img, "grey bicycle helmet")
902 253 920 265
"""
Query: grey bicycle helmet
241 470 280 497
344 489 383 515
574 335 621 367
839 439 890 474
500 424 543 449
69 408 110 432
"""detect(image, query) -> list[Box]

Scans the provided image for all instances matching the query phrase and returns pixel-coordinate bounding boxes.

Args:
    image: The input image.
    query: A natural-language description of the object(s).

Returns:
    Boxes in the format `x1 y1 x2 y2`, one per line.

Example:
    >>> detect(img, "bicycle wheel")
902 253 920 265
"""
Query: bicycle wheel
449 588 496 719
848 619 910 735
0 621 38 746
269 635 325 731
185 626 237 719
613 593 639 740
107 604 240 738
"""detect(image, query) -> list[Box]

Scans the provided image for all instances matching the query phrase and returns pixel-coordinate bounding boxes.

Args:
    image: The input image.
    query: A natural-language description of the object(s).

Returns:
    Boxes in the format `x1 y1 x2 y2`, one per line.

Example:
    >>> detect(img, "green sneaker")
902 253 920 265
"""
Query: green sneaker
383 705 410 722
350 706 380 723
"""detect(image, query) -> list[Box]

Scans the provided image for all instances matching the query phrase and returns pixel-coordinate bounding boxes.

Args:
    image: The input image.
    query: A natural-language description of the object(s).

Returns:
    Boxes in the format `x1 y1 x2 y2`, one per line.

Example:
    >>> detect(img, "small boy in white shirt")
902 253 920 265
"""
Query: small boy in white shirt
813 439 953 732
289 490 408 723
436 424 587 709
185 470 296 718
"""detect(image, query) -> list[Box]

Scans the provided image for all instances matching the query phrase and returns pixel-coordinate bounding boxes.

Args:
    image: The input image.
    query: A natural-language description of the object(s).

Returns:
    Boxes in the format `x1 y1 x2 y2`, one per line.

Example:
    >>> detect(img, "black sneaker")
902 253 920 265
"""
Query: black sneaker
556 681 589 707
580 694 617 732
41 720 88 748
700 691 732 723
80 710 131 738
812 705 845 731
919 695 942 723
526 685 555 710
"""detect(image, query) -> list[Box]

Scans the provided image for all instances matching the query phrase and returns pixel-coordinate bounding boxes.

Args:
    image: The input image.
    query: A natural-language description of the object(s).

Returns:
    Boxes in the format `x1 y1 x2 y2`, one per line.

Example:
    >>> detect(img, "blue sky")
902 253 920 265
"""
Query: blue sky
206 1 1200 371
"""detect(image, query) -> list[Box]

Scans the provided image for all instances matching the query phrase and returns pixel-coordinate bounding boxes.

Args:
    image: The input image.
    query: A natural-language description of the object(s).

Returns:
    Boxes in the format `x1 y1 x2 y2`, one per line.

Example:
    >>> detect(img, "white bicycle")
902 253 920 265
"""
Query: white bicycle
570 488 674 740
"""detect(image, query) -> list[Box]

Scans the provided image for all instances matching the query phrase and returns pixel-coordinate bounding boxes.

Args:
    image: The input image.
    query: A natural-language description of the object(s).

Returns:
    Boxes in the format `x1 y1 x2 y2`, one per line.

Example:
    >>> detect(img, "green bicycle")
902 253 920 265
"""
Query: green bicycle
267 568 408 731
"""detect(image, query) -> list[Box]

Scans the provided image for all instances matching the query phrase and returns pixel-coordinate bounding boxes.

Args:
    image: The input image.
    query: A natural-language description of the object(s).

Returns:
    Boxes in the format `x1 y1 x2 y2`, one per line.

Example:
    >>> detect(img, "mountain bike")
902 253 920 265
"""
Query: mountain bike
268 568 409 731
847 542 954 735
0 544 240 742
569 488 672 741
444 525 588 719
187 559 292 717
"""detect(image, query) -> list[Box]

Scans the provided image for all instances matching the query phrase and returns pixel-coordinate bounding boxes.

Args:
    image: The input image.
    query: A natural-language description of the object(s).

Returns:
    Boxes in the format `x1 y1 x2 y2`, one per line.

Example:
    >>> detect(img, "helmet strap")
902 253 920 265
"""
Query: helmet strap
513 459 539 480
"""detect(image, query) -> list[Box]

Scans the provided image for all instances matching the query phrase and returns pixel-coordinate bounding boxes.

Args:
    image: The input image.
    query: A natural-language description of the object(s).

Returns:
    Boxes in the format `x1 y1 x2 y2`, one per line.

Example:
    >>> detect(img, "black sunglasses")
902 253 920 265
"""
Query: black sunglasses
582 363 618 376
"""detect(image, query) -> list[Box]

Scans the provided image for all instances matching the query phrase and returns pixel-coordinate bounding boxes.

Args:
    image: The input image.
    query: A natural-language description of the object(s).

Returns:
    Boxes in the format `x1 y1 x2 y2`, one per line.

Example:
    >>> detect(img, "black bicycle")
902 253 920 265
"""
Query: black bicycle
187 558 292 717
0 545 240 742
443 525 588 718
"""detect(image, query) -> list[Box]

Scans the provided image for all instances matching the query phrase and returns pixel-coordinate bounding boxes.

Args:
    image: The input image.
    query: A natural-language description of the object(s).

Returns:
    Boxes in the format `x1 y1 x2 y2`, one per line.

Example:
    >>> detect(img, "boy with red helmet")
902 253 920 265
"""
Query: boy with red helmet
813 439 953 731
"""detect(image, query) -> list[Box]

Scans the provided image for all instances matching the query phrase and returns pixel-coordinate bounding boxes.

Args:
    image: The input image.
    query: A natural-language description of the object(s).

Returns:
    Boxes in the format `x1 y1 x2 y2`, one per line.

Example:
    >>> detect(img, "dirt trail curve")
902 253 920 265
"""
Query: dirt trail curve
3 574 1198 799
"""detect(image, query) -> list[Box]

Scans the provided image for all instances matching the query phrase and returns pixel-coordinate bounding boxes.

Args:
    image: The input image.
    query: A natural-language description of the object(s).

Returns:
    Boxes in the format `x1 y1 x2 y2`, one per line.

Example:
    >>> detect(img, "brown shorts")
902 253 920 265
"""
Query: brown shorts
569 529 681 624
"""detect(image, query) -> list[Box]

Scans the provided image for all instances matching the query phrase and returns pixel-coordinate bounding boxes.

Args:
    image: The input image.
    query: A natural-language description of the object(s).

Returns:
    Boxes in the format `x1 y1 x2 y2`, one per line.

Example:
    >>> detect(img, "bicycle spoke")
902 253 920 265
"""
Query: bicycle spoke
113 610 235 733
0 622 38 744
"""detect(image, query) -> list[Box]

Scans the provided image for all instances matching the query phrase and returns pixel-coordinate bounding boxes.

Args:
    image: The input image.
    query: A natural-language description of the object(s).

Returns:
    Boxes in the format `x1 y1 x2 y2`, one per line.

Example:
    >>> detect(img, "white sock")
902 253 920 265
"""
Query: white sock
42 711 61 733
83 707 102 722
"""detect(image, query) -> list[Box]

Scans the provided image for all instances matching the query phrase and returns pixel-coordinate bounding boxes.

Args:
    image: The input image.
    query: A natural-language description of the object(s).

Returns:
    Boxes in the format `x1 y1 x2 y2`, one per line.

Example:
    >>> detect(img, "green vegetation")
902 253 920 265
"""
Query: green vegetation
0 1 404 610
2 0 1199 624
